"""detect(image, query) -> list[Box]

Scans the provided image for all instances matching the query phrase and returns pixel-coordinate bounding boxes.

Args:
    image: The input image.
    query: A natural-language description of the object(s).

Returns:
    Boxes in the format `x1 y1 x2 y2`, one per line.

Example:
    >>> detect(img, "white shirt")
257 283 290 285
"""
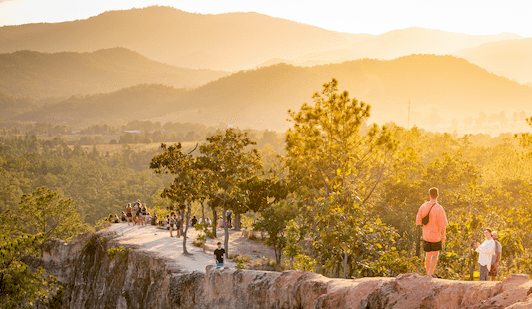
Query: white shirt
476 238 495 270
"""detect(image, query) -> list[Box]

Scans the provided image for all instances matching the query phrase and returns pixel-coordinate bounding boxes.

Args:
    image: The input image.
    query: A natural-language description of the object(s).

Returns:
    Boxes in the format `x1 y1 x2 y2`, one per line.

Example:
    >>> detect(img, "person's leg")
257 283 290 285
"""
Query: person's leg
489 264 497 281
479 264 488 281
428 251 440 275
425 252 431 275
425 251 437 275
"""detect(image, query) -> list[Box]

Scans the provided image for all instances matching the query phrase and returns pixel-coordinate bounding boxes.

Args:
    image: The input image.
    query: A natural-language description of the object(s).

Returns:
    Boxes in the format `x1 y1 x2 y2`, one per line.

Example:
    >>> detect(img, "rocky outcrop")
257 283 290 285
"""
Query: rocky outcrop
34 230 532 308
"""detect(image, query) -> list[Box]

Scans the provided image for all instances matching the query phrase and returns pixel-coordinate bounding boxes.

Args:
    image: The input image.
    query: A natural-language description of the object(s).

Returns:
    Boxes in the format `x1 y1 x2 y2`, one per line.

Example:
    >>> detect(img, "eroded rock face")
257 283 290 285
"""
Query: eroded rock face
36 231 532 309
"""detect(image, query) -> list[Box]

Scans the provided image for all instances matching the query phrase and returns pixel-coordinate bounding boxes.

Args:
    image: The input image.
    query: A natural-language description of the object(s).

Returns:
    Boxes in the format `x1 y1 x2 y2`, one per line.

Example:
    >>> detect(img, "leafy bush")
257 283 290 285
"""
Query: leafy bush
233 254 249 269
108 246 130 261
293 254 316 272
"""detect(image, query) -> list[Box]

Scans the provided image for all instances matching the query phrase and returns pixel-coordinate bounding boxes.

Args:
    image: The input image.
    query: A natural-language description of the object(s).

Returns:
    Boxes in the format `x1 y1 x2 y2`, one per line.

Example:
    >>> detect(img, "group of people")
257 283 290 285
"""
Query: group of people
416 187 502 281
124 200 154 226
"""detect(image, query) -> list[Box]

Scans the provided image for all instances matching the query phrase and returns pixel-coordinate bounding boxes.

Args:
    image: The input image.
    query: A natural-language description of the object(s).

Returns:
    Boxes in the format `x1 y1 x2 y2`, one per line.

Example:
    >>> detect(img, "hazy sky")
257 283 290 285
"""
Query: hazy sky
0 0 531 37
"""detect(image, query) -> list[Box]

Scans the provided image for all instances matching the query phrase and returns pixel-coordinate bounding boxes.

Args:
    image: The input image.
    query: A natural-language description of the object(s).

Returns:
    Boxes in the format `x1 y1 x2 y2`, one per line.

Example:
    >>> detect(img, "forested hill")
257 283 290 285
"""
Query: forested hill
11 55 532 132
180 55 532 131
0 48 228 99
0 92 36 119
0 6 368 71
12 84 186 127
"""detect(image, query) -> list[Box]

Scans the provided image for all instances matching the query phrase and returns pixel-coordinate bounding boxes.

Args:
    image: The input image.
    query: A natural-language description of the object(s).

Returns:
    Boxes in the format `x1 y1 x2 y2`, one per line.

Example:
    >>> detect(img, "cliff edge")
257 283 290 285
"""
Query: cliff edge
32 225 532 309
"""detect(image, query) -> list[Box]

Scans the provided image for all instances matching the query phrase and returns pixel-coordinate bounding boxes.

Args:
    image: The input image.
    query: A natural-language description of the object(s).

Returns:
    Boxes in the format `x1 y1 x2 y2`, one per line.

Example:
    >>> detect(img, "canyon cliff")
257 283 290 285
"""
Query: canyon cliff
31 229 532 309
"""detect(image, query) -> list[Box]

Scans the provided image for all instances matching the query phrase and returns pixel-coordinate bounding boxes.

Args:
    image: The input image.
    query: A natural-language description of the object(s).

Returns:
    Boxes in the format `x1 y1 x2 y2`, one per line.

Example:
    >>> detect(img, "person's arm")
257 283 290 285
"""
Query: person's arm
476 240 494 255
441 226 446 242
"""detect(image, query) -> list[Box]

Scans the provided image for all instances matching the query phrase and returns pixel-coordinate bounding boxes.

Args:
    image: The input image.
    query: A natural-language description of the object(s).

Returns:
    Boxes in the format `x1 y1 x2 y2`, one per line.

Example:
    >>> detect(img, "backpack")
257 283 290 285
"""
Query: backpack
422 203 437 225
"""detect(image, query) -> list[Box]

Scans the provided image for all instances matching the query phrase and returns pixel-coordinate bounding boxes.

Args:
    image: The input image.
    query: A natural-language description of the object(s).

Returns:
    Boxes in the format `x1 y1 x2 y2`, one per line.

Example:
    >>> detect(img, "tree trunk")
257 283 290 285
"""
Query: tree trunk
234 213 241 231
275 247 282 265
200 200 205 223
212 208 217 238
183 199 191 254
468 241 474 280
343 245 348 279
223 205 229 260
415 225 421 257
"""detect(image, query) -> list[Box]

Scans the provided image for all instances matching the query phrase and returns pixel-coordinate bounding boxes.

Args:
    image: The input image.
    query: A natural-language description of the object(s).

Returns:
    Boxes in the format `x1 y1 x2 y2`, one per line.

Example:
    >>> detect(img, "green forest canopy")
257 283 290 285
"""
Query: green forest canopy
1 80 532 282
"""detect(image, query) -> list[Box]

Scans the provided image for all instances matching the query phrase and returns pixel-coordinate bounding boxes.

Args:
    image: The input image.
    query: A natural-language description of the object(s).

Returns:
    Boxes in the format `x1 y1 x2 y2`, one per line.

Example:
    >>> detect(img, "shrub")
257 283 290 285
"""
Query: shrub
293 254 316 272
233 254 249 269
108 246 130 261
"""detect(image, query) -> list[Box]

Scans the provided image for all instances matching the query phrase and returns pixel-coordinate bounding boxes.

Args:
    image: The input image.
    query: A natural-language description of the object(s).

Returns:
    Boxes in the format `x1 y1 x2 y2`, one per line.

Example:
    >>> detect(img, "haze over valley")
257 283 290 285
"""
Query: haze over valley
1 5 531 135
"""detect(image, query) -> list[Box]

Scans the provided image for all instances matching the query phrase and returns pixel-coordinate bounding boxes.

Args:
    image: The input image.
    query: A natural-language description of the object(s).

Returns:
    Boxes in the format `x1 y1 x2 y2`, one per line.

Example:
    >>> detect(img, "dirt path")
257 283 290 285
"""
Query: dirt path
104 223 276 272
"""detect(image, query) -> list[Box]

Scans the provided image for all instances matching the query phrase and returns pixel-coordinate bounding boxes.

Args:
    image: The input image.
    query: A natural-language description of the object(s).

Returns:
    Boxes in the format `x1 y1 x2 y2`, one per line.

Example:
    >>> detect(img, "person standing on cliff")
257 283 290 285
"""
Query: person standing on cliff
475 228 495 281
489 231 502 281
416 187 448 278
126 203 133 226
214 242 225 266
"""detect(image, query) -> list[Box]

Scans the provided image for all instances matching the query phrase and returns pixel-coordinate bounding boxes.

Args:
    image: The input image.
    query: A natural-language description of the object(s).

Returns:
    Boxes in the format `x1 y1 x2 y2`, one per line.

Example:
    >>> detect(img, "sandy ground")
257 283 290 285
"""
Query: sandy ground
104 222 276 273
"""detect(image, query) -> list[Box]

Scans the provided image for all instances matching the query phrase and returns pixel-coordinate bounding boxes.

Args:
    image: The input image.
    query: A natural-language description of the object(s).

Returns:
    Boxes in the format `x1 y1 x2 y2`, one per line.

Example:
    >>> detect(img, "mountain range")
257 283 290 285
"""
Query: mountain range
453 38 532 83
12 55 532 131
1 6 531 134
0 48 227 99
0 6 529 84
0 6 367 72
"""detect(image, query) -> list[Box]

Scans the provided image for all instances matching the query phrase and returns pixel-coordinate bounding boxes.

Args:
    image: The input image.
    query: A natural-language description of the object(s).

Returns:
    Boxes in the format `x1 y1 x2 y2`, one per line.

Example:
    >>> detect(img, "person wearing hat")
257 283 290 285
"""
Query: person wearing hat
490 231 502 280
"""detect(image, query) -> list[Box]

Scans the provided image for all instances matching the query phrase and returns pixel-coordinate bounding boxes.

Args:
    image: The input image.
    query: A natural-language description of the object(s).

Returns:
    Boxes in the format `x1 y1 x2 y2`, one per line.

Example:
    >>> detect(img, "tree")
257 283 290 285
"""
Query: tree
283 219 300 269
199 129 262 259
253 200 295 264
285 78 397 278
0 224 57 309
150 142 204 254
16 187 86 242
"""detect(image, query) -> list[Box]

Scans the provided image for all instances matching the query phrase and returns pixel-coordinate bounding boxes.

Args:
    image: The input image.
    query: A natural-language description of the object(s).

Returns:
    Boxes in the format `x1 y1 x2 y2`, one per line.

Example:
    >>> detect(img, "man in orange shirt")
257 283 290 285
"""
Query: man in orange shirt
416 187 448 278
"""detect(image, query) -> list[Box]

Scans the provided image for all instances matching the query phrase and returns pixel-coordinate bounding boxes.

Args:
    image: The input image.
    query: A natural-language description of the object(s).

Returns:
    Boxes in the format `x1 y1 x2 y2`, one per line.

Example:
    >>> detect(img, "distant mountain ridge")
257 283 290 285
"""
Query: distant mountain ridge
0 47 228 98
0 6 522 75
256 28 524 75
12 55 532 132
453 38 532 83
0 6 369 71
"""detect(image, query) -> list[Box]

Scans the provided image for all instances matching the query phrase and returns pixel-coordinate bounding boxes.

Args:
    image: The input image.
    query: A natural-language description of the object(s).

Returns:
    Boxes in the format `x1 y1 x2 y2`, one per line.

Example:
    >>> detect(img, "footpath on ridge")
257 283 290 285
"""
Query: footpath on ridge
105 222 276 272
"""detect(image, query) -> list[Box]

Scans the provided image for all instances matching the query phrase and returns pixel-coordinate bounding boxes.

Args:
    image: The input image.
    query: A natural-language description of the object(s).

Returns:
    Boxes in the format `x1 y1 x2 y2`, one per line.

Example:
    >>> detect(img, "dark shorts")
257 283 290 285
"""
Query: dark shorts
423 240 442 252
127 213 132 217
